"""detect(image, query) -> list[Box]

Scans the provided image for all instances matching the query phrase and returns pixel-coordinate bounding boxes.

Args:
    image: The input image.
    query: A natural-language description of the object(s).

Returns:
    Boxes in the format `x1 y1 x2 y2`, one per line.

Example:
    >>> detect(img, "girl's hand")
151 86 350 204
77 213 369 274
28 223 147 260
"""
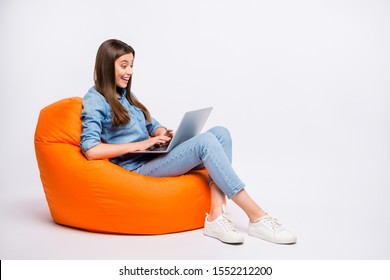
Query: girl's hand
137 135 172 151
155 128 174 137
164 129 174 138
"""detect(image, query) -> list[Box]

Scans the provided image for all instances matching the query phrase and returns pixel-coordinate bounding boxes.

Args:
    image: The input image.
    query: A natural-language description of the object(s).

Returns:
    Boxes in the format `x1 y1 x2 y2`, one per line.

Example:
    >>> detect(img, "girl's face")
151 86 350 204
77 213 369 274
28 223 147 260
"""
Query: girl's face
115 53 134 88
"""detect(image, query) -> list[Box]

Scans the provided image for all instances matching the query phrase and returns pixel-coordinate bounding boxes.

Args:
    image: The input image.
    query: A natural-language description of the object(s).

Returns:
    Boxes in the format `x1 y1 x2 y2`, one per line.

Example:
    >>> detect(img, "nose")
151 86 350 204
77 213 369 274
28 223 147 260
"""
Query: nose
126 66 133 75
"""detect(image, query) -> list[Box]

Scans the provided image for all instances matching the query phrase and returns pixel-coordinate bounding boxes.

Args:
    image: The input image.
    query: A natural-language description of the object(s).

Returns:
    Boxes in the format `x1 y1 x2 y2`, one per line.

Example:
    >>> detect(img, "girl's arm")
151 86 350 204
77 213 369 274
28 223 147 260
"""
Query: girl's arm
84 134 171 160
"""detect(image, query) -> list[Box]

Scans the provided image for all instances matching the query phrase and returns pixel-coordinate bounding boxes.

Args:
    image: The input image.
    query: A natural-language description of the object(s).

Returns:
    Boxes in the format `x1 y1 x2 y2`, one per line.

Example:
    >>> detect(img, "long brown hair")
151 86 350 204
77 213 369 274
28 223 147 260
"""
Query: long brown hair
94 39 151 127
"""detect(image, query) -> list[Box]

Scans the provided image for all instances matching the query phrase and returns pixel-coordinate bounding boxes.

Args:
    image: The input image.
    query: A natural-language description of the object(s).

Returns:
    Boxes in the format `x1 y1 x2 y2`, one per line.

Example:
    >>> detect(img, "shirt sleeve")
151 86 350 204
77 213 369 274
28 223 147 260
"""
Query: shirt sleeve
146 117 166 136
80 92 106 153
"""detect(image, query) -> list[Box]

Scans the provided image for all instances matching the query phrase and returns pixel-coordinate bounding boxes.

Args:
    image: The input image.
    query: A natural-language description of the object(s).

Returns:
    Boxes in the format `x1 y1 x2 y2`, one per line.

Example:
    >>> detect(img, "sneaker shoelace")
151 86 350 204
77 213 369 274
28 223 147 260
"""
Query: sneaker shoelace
261 216 285 233
218 214 239 233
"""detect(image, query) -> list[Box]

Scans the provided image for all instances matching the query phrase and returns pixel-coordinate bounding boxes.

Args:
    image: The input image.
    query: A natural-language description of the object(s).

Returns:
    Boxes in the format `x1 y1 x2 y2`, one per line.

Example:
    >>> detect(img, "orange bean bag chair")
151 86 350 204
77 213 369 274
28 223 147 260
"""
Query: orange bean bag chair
34 97 211 234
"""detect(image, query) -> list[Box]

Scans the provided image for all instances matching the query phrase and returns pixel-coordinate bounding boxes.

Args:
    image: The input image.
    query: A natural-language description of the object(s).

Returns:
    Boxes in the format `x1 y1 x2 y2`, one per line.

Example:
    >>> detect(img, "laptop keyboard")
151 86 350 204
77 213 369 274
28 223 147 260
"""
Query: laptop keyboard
147 144 168 151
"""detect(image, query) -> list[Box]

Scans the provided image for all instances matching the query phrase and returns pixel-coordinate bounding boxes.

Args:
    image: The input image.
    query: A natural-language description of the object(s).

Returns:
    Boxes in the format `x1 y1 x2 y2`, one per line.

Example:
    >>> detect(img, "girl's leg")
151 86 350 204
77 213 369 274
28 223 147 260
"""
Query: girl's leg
208 182 227 221
202 127 231 221
135 126 243 224
190 127 267 222
135 126 244 199
135 126 264 220
134 126 296 244
231 189 267 222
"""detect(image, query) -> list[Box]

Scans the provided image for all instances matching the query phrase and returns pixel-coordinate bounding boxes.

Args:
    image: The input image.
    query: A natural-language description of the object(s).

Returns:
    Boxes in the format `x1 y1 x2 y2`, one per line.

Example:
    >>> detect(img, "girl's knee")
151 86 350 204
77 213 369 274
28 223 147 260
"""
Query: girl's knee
198 131 219 145
195 132 222 155
208 126 231 141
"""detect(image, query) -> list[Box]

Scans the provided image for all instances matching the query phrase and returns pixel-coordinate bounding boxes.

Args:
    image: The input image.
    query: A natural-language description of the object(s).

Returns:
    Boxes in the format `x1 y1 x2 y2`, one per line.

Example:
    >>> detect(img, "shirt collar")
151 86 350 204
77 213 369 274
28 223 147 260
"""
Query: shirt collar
116 87 127 99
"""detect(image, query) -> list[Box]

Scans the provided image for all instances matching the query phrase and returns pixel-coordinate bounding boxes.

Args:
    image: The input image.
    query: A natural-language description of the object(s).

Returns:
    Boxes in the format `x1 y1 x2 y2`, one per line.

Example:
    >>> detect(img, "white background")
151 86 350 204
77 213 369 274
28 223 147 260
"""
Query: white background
0 0 389 260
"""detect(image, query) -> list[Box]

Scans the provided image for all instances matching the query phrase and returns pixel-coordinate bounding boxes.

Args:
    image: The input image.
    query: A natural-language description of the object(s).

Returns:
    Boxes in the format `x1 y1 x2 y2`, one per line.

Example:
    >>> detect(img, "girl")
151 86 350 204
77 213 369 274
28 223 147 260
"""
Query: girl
80 39 297 244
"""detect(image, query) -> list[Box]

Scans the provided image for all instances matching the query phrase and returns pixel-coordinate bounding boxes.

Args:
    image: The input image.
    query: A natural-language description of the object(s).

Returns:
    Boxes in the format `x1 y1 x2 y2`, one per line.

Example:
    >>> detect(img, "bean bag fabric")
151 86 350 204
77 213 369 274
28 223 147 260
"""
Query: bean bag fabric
34 97 211 234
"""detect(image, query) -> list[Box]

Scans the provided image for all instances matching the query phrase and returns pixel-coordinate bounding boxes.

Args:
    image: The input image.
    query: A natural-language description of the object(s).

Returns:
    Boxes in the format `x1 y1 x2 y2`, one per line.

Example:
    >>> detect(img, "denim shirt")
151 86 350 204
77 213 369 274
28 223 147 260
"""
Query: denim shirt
80 86 164 171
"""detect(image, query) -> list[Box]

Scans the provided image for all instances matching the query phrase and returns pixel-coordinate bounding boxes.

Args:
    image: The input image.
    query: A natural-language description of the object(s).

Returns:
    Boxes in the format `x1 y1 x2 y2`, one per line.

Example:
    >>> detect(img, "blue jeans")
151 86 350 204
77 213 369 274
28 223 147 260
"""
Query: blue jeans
134 126 245 199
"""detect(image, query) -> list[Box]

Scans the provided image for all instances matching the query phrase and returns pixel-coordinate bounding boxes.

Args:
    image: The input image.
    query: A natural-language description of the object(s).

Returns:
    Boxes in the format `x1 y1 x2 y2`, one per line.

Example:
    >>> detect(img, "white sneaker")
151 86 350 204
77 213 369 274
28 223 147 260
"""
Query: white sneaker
203 211 244 244
248 215 297 244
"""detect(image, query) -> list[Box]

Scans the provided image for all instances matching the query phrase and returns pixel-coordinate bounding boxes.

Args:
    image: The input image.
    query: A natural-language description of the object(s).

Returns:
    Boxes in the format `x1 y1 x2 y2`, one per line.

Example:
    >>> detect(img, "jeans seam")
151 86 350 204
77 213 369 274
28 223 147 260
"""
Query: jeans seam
203 145 243 199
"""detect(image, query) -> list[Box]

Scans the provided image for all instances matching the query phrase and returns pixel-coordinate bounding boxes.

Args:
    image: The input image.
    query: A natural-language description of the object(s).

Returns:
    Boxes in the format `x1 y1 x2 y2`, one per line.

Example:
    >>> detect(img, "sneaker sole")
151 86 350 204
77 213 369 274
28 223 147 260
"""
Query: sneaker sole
248 229 297 244
203 229 245 244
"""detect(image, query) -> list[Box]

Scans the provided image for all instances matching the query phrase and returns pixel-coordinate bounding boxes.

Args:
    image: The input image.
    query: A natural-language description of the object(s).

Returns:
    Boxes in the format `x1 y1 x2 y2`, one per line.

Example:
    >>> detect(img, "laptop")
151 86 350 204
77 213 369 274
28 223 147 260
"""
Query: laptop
131 107 213 154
